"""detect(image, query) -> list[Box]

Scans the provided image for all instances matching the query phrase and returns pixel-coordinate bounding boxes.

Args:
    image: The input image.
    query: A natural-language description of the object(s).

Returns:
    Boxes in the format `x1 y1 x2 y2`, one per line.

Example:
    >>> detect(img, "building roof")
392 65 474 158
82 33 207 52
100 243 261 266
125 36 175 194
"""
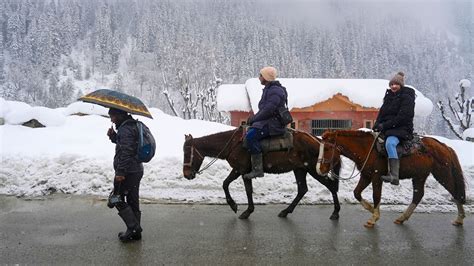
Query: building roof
217 78 433 117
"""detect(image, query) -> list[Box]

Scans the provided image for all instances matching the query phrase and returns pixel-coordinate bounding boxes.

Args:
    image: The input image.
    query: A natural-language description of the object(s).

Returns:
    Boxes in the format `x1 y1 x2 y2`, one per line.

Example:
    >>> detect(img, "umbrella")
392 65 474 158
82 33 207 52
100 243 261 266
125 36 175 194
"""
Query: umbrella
78 89 153 119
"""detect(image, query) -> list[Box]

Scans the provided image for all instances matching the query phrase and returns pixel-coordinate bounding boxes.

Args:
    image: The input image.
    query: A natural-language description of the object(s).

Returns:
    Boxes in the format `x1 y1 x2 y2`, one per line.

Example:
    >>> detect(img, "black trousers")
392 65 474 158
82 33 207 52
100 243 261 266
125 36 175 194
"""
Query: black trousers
114 171 143 213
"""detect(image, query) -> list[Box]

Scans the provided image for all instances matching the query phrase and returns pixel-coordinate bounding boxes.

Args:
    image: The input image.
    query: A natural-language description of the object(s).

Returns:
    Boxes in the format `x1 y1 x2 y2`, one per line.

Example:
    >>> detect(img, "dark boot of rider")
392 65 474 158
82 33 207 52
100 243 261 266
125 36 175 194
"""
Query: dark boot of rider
381 158 400 185
243 153 264 179
118 210 141 240
118 206 142 242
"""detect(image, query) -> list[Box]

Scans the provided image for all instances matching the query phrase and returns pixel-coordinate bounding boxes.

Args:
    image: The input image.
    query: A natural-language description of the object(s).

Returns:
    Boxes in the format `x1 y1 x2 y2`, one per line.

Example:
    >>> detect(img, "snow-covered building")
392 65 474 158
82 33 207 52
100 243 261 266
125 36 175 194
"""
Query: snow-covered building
217 78 433 135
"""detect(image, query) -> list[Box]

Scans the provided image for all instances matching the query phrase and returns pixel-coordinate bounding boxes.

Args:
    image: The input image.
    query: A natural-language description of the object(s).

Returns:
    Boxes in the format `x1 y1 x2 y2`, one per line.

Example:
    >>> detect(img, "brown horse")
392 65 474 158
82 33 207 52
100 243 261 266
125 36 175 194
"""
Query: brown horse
183 127 342 220
317 130 466 228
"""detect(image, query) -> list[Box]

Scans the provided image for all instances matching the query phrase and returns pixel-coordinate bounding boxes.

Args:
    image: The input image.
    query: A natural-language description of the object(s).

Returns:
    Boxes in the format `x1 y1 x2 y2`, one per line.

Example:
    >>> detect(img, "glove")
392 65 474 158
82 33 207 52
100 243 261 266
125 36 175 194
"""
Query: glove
373 123 383 132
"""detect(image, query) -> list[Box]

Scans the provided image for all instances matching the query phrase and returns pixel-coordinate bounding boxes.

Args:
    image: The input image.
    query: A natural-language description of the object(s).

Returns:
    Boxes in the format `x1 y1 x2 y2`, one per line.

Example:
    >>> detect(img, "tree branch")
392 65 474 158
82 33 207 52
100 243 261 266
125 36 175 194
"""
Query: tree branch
438 101 463 139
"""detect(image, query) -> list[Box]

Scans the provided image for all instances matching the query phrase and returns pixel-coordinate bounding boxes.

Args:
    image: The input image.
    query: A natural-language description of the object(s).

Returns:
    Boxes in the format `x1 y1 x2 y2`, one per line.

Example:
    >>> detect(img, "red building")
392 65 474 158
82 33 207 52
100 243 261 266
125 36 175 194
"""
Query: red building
228 93 378 135
217 78 431 136
217 78 394 136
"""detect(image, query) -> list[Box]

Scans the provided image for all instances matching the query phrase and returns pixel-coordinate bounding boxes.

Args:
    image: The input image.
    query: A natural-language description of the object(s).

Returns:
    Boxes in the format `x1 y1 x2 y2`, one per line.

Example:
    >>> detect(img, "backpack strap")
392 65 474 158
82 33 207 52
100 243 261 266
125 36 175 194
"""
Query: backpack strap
136 120 144 147
117 119 136 130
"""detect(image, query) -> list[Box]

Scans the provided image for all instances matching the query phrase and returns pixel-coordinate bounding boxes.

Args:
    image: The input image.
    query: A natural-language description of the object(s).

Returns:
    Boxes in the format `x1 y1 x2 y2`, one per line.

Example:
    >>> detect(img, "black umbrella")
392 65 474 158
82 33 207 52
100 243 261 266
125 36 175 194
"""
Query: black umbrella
79 89 153 119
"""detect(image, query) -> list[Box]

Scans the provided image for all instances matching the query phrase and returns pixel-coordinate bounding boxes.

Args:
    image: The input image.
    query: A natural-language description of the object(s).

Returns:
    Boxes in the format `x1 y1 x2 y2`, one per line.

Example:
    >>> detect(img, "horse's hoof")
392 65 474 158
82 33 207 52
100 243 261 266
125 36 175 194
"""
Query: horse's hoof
278 210 289 218
226 199 238 213
394 219 404 225
364 221 375 228
238 211 251 219
329 213 339 220
452 220 463 226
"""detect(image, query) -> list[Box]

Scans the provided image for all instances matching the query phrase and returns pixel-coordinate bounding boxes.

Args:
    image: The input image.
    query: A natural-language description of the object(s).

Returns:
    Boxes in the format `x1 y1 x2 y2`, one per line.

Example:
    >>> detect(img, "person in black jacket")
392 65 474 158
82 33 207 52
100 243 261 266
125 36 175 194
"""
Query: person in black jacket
373 72 415 185
107 108 143 241
244 66 288 179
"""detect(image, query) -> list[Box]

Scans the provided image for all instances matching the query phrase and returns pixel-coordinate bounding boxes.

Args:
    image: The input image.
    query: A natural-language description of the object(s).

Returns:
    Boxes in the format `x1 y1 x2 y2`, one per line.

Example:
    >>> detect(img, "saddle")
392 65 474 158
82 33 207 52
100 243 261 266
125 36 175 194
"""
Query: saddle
242 128 294 153
374 133 425 158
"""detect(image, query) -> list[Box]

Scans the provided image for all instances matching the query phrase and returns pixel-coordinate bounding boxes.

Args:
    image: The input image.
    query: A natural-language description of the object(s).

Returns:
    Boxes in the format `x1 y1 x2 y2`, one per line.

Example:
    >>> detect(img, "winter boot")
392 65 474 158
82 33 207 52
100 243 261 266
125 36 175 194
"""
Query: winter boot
381 158 400 185
118 206 142 242
118 211 141 240
243 153 264 179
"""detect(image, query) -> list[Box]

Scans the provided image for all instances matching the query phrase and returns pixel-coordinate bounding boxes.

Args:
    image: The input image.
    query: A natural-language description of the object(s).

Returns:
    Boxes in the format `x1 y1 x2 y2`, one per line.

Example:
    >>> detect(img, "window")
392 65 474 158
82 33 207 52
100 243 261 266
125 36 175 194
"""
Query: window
311 119 352 136
364 120 374 129
290 121 296 129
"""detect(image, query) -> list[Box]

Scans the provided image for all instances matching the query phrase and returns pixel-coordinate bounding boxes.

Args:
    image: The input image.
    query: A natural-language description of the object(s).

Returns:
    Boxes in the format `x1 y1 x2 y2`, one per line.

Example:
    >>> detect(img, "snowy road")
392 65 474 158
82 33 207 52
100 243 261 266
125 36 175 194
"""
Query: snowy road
1 195 473 264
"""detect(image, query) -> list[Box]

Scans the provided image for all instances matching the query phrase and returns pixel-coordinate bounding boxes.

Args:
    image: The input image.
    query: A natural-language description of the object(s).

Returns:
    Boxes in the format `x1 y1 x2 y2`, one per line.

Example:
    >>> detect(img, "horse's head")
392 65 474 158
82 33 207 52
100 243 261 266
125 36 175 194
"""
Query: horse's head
183 134 204 180
317 131 342 176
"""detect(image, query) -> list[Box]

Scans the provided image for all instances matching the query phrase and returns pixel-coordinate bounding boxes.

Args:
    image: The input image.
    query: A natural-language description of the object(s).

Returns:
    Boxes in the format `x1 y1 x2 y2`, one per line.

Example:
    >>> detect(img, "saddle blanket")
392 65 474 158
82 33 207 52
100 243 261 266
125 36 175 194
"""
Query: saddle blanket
375 133 425 157
242 129 294 153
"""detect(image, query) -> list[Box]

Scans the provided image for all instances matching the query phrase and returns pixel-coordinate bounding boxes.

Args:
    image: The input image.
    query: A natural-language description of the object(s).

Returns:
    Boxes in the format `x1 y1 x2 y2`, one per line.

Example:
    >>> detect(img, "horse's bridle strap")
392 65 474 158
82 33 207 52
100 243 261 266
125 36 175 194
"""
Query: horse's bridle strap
183 145 203 167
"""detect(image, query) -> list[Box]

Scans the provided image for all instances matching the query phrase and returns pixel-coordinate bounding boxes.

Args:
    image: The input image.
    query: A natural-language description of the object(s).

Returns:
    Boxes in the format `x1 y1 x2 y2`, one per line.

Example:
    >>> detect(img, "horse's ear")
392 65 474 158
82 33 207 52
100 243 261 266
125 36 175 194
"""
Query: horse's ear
185 134 193 141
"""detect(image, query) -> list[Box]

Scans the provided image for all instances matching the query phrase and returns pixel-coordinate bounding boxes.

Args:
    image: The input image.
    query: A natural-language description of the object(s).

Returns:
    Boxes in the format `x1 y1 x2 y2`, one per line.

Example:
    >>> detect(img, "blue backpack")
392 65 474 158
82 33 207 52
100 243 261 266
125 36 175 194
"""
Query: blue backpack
136 120 156 163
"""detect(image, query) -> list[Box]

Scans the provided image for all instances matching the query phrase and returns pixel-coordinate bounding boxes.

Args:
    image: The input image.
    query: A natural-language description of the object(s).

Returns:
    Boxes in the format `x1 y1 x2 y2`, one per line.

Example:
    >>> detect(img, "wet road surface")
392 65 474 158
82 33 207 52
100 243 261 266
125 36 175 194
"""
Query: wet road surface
0 195 472 265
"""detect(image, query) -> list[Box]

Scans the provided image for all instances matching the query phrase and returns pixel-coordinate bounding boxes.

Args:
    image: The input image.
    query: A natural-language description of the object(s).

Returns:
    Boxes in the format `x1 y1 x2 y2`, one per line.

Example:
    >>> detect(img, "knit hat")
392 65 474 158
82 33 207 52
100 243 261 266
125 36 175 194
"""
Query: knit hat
260 66 277 82
389 71 405 87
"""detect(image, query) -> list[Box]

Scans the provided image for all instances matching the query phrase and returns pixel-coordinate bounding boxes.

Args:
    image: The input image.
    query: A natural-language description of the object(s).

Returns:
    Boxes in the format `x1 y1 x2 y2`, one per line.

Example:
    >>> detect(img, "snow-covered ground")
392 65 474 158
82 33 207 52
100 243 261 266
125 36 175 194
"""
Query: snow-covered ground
1 99 473 213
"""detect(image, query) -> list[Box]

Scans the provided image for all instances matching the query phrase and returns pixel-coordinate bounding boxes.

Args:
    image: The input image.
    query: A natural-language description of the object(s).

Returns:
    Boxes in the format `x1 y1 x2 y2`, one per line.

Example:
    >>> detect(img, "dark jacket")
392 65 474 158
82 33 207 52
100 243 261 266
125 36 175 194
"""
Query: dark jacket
250 81 288 136
374 86 416 140
109 117 143 176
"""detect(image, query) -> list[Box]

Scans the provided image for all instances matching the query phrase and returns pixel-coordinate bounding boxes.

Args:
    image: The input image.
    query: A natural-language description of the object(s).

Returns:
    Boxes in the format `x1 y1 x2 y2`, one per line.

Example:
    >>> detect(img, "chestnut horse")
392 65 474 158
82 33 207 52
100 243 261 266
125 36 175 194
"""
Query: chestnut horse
183 127 342 220
317 130 466 228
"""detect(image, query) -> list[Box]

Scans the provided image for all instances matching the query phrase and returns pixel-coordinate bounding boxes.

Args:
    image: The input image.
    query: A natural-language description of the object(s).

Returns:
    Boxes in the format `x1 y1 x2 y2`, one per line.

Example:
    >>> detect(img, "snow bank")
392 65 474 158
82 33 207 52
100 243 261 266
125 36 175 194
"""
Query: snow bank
0 99 472 213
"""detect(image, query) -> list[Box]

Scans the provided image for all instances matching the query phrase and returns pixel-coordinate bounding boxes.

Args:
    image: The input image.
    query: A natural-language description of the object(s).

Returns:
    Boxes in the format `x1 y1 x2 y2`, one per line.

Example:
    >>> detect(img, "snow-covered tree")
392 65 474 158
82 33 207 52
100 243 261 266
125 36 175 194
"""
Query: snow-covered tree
112 73 124 92
438 79 472 139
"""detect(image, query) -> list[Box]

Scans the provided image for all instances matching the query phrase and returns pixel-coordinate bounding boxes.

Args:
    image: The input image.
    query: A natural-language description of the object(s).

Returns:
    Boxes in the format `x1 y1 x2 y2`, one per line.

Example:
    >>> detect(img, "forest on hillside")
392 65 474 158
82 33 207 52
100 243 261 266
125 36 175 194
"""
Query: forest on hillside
0 0 472 136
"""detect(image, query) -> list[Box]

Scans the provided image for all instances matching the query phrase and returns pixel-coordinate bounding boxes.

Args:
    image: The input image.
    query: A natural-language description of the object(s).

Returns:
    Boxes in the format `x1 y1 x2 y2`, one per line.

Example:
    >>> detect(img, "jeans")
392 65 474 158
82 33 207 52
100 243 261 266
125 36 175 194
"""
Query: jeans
245 127 270 154
385 136 400 159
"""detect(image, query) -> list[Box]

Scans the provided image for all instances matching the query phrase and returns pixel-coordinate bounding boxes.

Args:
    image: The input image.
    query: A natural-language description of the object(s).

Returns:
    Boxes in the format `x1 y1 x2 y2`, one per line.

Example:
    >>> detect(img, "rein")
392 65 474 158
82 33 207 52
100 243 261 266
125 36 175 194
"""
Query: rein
317 132 380 180
185 129 240 175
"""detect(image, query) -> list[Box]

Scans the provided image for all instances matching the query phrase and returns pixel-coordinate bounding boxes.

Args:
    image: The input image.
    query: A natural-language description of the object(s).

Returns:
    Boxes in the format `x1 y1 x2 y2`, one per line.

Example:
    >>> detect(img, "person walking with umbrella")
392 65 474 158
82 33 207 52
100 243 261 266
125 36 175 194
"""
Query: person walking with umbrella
79 89 155 242
107 108 143 242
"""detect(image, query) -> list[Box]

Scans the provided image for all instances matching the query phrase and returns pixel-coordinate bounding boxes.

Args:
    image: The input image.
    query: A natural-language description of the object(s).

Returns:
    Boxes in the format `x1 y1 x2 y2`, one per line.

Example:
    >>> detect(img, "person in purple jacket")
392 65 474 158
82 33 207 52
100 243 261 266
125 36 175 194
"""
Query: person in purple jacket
243 66 288 179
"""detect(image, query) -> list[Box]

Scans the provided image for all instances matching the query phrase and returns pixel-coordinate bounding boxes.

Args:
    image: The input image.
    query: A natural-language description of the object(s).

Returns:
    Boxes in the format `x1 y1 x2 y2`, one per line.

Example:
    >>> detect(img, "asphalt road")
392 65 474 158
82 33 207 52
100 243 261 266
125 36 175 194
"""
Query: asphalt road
0 195 472 265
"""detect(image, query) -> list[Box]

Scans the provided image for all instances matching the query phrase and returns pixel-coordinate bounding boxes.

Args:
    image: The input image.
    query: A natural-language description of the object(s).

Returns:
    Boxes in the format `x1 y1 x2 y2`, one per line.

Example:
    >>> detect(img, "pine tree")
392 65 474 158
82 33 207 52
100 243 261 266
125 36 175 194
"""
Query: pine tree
112 73 124 92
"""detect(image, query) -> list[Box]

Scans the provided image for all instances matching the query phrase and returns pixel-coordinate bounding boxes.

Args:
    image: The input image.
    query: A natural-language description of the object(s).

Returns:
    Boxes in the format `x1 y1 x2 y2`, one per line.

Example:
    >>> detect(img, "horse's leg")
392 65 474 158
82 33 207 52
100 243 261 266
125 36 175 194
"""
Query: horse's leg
394 177 426 224
308 169 340 220
354 175 374 214
238 177 255 219
278 169 308 218
222 169 241 213
364 180 382 228
452 200 466 226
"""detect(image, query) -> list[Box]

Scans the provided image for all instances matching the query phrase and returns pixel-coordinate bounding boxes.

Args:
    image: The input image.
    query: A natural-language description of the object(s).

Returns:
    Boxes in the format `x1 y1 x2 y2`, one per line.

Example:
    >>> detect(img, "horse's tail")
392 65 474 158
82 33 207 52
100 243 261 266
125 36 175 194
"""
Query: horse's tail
426 138 466 204
448 146 466 204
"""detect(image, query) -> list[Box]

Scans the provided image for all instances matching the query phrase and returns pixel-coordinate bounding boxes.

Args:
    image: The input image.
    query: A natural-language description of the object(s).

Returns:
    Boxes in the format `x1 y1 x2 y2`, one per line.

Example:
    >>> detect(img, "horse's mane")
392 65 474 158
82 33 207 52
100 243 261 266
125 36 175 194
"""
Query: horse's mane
324 130 373 138
194 127 241 143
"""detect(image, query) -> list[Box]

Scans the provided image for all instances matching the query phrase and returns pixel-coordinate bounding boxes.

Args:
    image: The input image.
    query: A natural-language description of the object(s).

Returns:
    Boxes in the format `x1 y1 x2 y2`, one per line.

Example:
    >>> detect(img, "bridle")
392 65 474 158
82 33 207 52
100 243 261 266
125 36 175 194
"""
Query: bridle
317 131 380 180
183 129 240 175
316 134 343 177
183 143 204 169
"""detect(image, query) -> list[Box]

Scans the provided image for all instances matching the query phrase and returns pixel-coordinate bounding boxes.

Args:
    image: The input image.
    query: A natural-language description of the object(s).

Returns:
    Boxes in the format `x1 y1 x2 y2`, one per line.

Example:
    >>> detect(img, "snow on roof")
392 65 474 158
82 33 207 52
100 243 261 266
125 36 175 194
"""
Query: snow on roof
1 99 66 126
216 84 251 112
0 98 108 127
62 102 109 116
217 78 433 117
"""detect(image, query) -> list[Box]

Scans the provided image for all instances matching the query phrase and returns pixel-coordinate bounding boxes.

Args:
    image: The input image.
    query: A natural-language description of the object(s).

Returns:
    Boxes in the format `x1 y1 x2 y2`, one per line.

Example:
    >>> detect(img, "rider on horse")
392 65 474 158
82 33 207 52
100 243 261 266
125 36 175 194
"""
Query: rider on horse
373 72 416 185
244 66 289 179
